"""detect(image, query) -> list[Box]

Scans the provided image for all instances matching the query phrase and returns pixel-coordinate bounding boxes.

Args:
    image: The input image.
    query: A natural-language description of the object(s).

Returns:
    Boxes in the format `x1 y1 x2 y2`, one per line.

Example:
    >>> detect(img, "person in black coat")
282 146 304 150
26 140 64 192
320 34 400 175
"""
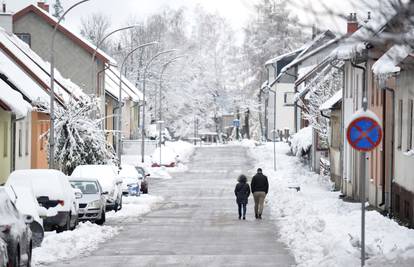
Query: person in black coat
251 168 269 219
234 174 250 220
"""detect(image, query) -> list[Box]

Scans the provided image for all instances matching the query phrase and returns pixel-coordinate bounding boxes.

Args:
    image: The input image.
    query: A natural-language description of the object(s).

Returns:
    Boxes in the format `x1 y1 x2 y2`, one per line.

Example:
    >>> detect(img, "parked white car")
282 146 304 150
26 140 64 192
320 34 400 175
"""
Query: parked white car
6 169 80 232
119 164 142 196
71 165 123 211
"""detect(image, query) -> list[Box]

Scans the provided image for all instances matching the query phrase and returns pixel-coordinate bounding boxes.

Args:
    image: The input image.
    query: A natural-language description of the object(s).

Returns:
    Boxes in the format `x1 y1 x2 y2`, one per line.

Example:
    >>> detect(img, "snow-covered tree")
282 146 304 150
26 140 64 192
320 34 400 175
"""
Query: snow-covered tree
49 98 116 175
52 0 64 20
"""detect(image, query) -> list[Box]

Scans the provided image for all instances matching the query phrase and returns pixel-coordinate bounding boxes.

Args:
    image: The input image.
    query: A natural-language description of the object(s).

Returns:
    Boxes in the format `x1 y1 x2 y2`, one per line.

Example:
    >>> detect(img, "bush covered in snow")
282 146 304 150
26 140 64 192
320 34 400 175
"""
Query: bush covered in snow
49 98 116 174
290 126 312 157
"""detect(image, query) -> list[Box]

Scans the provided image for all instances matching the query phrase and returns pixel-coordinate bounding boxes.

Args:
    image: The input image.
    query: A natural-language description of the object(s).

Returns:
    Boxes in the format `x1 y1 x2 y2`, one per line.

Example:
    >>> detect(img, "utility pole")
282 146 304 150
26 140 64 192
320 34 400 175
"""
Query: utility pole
236 107 240 140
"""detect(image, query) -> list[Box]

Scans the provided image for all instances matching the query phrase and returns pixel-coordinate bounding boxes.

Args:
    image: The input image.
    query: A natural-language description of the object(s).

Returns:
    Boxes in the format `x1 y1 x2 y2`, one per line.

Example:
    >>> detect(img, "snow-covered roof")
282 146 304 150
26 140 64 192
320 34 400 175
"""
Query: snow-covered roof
265 48 303 66
297 64 318 82
0 78 31 118
0 27 88 105
105 66 142 102
13 5 116 65
372 44 413 76
331 4 399 60
319 89 342 111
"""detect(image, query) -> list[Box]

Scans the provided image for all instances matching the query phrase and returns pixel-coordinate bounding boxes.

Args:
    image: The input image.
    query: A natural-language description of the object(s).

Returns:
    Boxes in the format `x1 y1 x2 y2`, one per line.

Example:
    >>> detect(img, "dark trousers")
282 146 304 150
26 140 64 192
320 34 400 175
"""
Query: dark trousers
238 203 247 218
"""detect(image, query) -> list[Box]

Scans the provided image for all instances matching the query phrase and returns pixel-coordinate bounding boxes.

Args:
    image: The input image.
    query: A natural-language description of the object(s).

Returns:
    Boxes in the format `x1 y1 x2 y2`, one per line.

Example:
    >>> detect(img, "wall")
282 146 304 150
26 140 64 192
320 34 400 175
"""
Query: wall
0 108 11 184
13 12 105 96
329 107 342 190
14 114 31 170
30 111 49 169
393 68 414 226
267 82 295 138
105 96 115 146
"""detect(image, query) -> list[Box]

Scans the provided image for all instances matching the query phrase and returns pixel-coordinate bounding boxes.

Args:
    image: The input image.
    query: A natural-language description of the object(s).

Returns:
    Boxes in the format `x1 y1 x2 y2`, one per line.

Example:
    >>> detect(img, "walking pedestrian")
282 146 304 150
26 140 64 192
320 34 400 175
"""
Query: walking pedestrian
234 174 250 220
251 168 268 219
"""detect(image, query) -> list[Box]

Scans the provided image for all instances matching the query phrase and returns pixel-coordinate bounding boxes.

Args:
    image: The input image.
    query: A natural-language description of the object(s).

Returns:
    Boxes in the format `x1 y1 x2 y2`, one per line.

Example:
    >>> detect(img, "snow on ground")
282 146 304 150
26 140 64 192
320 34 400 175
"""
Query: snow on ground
32 222 118 266
106 195 164 219
246 141 414 267
33 195 163 266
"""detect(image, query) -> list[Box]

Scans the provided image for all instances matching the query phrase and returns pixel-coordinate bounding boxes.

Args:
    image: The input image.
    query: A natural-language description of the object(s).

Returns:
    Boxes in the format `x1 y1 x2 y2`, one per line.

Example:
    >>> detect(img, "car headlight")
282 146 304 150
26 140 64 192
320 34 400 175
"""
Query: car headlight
87 200 101 209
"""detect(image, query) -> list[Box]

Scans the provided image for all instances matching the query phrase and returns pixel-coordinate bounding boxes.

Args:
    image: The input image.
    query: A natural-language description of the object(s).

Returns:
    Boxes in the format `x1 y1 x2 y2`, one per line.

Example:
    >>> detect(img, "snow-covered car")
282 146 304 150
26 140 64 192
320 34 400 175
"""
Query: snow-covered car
151 146 178 167
0 237 7 267
0 188 32 267
6 169 80 232
69 178 106 225
135 166 149 194
6 186 45 247
119 164 142 196
71 165 123 212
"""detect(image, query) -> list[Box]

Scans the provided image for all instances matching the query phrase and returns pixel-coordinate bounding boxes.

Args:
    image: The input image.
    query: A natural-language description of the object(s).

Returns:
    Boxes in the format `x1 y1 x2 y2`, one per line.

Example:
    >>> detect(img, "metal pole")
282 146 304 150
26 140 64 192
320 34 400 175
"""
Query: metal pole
140 49 177 163
361 151 366 267
49 0 90 169
117 42 158 165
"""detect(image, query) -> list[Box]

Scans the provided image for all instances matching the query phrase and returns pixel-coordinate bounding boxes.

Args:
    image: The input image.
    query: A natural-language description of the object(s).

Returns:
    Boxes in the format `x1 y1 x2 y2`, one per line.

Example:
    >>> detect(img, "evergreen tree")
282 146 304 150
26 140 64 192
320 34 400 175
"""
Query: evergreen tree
53 0 64 20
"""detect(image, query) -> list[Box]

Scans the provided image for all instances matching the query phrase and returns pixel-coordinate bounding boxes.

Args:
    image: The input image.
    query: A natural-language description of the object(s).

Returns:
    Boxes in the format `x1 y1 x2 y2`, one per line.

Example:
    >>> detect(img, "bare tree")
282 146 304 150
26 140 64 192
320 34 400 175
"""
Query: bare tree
80 13 112 52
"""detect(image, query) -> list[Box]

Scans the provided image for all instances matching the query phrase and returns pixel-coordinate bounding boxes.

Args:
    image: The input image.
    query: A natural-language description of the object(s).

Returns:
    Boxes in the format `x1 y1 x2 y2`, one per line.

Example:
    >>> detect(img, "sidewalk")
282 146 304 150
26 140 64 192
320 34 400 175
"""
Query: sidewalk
246 141 414 267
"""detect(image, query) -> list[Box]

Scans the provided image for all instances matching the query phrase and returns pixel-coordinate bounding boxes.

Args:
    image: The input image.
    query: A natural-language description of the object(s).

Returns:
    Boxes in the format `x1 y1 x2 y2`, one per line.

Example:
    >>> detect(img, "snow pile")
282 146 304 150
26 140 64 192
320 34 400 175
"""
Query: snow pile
0 79 31 118
107 195 163 219
372 44 412 83
32 222 119 266
248 142 414 266
290 126 312 156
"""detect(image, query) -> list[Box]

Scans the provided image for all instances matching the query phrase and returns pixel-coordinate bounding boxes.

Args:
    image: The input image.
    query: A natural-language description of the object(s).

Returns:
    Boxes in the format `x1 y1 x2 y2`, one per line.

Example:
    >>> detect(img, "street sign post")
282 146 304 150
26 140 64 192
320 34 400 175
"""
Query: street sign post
346 111 382 267
232 119 240 128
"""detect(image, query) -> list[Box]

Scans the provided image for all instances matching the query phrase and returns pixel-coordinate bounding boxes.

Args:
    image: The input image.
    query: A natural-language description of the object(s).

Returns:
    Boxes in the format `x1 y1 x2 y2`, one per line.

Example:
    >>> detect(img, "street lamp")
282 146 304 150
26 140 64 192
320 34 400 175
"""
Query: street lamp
140 49 177 163
157 56 184 166
116 41 158 165
49 0 91 169
90 25 138 115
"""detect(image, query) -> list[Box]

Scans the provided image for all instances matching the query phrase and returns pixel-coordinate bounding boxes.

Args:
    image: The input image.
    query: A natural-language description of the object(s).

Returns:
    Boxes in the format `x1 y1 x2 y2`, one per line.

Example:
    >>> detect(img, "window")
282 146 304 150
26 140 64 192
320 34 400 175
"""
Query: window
398 99 403 150
25 120 29 155
18 128 22 157
3 122 8 157
15 33 31 47
284 92 295 106
408 99 413 151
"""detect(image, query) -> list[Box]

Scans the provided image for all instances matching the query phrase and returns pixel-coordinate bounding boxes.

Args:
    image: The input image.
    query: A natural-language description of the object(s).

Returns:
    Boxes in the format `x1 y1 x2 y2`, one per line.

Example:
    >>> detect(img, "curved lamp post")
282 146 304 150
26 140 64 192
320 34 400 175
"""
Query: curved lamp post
49 0 91 169
116 41 158 165
157 55 184 166
140 49 177 163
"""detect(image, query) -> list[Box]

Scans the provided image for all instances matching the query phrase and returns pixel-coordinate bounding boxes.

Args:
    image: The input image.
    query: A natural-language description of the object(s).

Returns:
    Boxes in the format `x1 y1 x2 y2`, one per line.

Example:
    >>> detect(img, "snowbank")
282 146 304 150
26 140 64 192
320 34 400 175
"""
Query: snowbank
32 222 118 266
290 126 312 156
106 195 163 219
248 142 414 266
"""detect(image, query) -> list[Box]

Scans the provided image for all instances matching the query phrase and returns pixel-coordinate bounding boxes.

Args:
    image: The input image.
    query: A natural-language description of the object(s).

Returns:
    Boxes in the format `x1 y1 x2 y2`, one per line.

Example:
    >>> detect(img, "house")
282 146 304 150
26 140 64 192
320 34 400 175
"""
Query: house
12 2 142 149
372 42 414 226
264 48 303 140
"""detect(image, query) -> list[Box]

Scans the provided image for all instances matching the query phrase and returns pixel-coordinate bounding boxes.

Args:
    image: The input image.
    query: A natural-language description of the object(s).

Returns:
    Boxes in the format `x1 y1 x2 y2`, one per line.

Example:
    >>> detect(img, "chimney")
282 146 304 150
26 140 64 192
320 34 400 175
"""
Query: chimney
37 1 50 13
0 2 12 33
347 13 358 35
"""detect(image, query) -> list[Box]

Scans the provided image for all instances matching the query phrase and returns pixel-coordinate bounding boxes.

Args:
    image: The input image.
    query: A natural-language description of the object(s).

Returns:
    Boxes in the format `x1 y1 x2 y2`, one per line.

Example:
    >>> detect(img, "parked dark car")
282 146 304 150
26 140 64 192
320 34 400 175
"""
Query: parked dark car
135 166 149 194
0 188 33 267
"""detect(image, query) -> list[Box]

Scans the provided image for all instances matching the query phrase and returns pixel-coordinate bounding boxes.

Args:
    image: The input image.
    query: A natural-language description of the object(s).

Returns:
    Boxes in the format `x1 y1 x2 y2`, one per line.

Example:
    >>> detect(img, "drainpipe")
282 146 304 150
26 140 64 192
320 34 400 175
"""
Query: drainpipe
379 83 395 216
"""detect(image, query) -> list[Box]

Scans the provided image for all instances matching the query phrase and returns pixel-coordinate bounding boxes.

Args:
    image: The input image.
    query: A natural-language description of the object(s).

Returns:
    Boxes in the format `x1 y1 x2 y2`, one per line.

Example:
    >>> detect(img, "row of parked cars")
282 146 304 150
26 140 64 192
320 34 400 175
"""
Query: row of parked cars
0 164 149 267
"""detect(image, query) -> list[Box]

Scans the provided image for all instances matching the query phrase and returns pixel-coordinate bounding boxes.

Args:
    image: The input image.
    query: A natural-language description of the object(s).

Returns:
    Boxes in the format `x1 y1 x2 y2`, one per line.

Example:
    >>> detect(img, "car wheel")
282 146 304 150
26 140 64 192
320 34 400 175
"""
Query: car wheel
117 197 123 211
96 210 106 225
143 188 148 194
57 214 71 233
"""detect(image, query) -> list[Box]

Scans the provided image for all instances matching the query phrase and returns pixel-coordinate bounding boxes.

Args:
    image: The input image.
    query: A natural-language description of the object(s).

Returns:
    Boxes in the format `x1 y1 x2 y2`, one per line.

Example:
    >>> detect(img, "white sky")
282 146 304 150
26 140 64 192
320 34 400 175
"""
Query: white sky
6 0 371 38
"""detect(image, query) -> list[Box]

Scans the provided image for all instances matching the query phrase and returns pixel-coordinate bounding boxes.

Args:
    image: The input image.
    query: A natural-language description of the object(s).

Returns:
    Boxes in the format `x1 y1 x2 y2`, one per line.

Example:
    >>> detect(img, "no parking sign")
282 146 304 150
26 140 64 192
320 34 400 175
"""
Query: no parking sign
347 110 382 152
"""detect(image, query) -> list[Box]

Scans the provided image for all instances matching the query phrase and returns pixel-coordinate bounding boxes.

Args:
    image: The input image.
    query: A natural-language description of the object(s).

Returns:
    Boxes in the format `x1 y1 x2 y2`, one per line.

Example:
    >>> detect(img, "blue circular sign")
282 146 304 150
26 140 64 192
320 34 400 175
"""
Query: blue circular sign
347 116 382 152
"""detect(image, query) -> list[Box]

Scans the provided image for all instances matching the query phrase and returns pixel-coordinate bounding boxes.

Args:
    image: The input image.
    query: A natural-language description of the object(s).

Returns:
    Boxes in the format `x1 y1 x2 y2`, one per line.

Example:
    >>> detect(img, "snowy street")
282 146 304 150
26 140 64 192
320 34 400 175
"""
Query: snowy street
46 146 294 267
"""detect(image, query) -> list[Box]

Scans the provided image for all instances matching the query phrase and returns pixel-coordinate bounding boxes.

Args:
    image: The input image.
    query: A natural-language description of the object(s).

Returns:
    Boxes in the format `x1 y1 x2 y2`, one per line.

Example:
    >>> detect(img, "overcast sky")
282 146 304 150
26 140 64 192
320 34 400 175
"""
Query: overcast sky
6 0 370 38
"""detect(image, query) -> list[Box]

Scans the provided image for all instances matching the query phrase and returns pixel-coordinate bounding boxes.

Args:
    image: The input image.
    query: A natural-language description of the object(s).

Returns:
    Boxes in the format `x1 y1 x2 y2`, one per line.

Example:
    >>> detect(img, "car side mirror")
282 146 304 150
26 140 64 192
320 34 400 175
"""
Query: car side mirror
24 215 34 224
102 191 109 195
146 174 150 177
74 188 83 199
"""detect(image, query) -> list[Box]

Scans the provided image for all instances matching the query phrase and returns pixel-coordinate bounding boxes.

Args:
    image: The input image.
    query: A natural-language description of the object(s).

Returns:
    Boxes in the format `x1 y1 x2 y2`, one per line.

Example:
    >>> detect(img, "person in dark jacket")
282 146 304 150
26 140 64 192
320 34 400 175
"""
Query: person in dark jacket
251 168 269 219
234 174 250 220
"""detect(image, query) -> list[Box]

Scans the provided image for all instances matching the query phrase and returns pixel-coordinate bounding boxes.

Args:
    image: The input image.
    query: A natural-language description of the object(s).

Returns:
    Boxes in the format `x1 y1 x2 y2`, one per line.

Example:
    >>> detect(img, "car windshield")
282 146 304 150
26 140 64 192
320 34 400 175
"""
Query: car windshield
70 181 99 194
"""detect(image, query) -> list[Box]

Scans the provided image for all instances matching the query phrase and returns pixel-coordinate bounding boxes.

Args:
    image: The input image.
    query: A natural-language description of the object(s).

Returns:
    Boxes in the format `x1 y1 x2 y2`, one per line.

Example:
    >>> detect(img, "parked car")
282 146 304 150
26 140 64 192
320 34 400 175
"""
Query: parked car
119 165 142 196
71 165 123 212
135 166 149 194
6 186 45 247
0 237 7 267
6 169 80 232
0 188 32 267
151 147 177 167
69 178 106 225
